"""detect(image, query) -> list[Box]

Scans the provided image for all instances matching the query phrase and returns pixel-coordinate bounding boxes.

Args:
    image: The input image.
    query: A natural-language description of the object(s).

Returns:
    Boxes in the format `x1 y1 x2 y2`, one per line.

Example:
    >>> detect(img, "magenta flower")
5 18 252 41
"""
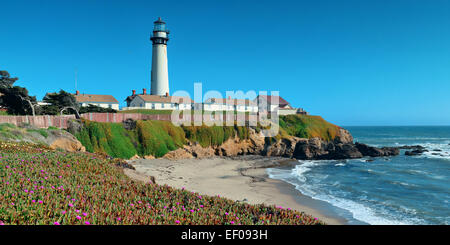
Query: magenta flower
68 203 74 207
32 200 36 203
117 217 121 221
82 212 87 217
175 220 180 224
54 222 60 225
76 216 82 220
38 200 43 204
84 221 90 225
61 211 66 215
75 210 80 213
230 221 235 224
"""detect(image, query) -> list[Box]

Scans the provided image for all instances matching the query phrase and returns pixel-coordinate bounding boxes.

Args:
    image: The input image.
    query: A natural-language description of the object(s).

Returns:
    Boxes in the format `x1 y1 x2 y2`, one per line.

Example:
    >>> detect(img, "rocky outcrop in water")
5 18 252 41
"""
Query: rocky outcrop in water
161 127 400 160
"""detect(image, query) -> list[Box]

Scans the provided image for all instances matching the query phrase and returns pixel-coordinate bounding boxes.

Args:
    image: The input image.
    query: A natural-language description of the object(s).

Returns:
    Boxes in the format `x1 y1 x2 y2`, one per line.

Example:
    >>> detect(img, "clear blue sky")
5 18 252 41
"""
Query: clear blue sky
1 0 449 126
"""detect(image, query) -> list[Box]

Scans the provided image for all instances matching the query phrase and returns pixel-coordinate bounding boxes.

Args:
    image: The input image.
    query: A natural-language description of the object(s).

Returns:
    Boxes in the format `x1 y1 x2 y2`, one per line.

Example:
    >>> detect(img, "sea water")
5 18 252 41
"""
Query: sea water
267 126 450 225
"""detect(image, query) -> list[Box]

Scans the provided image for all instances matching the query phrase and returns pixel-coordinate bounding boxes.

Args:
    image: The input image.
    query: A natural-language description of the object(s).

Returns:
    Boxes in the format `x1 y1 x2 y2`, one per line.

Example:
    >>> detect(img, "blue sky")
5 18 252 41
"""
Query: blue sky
1 0 449 126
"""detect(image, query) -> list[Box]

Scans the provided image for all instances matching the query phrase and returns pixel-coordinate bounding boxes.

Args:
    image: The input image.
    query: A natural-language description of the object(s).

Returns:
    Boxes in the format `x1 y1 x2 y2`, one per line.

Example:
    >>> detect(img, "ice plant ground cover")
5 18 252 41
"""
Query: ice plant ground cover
0 141 324 225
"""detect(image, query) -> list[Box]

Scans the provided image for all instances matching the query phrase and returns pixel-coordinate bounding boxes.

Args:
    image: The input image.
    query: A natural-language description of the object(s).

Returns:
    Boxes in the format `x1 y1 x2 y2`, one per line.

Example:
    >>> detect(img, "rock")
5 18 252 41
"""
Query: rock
45 130 85 152
122 118 137 130
162 149 193 160
129 154 141 160
398 145 425 150
334 128 354 144
326 143 363 159
405 149 427 156
144 155 155 160
355 142 399 157
433 149 442 152
67 119 83 135
49 138 85 152
123 168 156 184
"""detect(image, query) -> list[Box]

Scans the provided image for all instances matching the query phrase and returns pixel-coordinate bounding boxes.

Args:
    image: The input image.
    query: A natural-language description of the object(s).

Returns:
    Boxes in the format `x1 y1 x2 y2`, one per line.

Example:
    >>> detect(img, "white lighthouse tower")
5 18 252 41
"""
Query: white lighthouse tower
150 17 170 96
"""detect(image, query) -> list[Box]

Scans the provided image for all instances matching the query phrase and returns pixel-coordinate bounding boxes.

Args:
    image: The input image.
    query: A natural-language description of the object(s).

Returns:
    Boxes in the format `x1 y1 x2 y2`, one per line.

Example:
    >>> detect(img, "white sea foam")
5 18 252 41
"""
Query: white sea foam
412 142 450 160
267 160 426 225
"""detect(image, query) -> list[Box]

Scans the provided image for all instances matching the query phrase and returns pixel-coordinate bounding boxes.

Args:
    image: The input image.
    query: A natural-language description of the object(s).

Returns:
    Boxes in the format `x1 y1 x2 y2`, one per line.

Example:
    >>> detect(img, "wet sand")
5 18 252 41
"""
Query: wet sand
126 156 348 225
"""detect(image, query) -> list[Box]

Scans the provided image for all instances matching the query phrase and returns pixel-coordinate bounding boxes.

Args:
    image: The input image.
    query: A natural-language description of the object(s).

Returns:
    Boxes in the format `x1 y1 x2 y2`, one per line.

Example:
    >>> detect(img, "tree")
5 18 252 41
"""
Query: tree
43 90 80 117
79 104 117 114
0 70 18 89
0 86 37 115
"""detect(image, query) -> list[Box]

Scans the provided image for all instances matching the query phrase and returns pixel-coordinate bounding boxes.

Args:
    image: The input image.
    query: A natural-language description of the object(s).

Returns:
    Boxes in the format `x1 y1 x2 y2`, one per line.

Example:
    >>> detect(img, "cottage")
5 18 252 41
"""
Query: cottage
125 89 193 110
74 91 119 110
255 95 306 115
203 97 258 113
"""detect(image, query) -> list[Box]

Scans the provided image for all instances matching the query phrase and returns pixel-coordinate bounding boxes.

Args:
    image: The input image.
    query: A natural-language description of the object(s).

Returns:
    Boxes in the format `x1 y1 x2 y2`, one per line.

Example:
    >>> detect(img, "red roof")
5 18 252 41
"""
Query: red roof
257 95 290 107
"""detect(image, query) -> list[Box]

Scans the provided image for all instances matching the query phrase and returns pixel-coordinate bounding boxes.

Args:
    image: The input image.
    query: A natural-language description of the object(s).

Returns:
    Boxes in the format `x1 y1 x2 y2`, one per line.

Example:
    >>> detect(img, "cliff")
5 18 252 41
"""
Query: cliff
74 115 399 160
163 127 399 160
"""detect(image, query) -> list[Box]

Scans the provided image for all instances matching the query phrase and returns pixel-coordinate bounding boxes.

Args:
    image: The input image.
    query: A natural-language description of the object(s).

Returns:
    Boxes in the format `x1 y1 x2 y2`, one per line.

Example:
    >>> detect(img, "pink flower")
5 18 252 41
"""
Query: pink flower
68 203 74 207
38 200 43 204
84 221 90 225
82 212 87 217
32 200 36 203
230 221 235 224
54 222 60 225
76 216 82 220
175 220 180 224
75 210 80 213
117 217 121 221
61 211 66 215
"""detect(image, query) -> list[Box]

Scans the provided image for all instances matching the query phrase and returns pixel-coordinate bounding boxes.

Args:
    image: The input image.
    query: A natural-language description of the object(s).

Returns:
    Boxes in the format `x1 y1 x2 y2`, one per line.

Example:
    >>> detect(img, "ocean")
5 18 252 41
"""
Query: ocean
267 126 450 225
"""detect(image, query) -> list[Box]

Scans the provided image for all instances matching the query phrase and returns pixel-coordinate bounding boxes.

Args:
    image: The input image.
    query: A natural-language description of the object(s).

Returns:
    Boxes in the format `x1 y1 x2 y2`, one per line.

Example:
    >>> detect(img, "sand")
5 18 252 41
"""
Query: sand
126 156 346 225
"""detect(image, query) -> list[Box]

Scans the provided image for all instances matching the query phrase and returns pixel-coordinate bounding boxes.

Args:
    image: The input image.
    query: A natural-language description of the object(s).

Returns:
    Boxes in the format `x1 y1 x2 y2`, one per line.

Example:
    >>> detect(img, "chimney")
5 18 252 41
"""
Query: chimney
132 90 136 96
76 90 80 95
165 92 169 97
143 88 147 95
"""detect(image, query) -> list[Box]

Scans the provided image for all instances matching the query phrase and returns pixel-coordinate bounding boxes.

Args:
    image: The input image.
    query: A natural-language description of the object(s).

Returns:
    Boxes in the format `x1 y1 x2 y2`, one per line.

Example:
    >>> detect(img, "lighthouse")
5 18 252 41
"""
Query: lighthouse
150 17 170 96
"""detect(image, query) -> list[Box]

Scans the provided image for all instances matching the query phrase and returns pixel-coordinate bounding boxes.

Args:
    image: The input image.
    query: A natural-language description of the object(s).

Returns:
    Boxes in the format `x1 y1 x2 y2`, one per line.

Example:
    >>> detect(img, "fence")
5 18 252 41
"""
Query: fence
0 112 262 129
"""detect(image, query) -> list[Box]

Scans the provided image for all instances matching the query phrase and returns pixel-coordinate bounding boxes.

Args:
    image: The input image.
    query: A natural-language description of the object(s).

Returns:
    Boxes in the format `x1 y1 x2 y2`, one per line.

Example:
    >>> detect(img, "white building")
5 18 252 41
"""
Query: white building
124 89 193 110
74 91 119 110
255 95 306 115
203 97 258 113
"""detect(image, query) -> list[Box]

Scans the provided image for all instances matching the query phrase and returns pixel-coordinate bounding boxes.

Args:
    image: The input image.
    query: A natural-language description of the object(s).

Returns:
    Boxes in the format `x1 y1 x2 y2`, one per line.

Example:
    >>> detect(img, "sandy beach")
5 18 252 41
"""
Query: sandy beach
126 156 347 225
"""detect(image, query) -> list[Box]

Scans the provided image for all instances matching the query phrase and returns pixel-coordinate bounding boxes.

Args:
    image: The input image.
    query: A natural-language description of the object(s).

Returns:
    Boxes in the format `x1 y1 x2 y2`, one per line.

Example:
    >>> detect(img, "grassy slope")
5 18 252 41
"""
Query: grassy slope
278 115 341 141
75 114 341 159
0 141 324 225
0 123 61 142
76 120 253 158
